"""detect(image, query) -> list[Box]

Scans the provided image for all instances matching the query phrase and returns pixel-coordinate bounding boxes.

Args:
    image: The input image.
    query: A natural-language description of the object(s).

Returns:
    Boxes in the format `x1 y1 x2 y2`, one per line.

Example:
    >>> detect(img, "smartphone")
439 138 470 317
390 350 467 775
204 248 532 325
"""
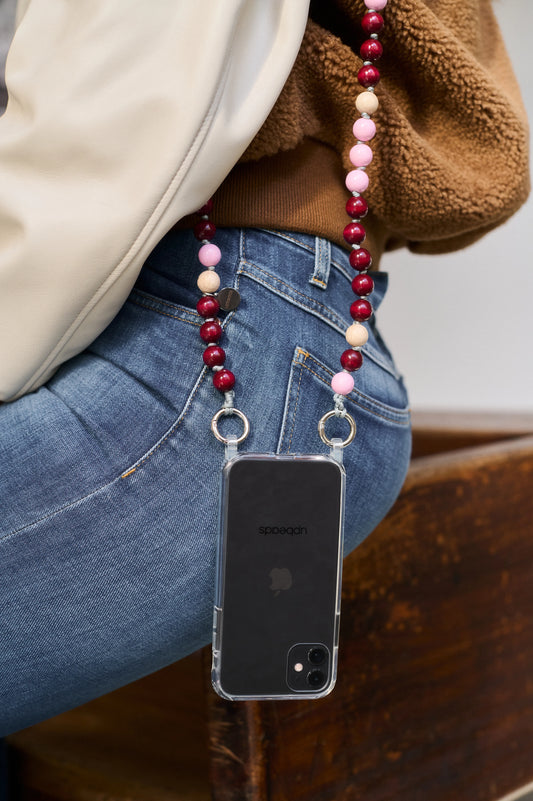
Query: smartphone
212 453 345 700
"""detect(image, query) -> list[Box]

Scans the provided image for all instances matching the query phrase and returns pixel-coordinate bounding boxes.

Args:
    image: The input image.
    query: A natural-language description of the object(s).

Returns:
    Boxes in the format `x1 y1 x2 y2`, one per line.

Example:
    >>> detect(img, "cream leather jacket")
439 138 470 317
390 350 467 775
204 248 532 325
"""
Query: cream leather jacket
0 0 309 401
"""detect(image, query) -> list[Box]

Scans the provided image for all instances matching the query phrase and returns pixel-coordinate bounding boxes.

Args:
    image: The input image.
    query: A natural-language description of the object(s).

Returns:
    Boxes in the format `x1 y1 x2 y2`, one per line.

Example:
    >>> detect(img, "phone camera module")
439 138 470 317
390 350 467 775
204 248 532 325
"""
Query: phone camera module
286 643 331 692
307 669 326 688
308 647 326 665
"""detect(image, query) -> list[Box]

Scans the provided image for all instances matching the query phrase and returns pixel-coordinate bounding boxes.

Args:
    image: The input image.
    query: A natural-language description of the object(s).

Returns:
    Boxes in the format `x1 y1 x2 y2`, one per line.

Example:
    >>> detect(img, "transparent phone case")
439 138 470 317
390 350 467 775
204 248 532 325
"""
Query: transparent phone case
212 452 346 701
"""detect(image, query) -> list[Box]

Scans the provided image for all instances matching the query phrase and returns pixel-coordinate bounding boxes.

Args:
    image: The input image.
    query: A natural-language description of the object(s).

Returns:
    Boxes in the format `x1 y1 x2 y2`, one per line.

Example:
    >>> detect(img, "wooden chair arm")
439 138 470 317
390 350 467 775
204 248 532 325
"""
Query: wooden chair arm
411 410 533 457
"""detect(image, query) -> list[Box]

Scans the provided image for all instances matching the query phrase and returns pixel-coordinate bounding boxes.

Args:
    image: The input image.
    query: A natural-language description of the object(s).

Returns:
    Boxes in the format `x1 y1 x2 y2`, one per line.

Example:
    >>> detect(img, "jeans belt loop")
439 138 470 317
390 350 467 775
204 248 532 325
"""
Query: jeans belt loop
309 237 331 290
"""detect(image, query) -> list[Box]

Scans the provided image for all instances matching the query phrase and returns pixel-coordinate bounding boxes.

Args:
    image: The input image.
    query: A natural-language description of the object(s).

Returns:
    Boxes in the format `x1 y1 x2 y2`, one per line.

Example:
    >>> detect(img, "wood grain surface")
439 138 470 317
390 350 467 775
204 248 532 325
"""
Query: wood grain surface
410 410 533 458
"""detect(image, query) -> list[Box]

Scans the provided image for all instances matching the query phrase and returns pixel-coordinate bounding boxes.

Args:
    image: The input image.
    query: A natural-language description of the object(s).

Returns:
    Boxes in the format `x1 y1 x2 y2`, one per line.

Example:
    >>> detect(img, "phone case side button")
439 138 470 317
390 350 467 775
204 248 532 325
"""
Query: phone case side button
334 612 341 646
213 606 222 651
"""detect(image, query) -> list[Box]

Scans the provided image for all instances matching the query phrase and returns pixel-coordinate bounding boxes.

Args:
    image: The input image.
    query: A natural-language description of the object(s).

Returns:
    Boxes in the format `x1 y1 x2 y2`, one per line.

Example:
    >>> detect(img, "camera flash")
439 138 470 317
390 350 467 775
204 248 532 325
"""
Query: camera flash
294 662 304 672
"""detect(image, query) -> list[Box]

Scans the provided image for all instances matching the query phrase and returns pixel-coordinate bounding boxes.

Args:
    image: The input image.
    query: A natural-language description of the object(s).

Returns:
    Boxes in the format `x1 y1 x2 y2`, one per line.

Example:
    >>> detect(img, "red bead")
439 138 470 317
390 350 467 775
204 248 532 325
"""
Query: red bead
352 273 374 296
213 369 235 392
197 199 213 216
343 222 366 245
203 345 226 367
349 247 372 271
360 39 383 62
340 349 363 372
357 64 380 88
350 299 373 322
196 296 220 318
346 196 368 218
193 219 216 241
361 12 384 35
199 320 222 343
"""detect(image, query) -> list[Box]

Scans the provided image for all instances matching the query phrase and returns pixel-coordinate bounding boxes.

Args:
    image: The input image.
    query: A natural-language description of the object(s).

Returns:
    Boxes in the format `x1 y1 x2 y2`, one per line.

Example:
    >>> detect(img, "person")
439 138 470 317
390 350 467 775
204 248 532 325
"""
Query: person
0 0 529 737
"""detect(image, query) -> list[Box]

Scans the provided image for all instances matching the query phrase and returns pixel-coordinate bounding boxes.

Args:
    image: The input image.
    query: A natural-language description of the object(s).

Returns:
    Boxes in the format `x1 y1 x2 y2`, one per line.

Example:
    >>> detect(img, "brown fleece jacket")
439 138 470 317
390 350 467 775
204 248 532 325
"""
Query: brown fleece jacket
209 0 529 265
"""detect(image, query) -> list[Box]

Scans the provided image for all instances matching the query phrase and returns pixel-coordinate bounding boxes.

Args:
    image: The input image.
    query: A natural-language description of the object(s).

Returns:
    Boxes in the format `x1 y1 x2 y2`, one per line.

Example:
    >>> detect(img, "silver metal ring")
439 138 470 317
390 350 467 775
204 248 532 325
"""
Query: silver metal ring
318 410 357 448
211 407 250 445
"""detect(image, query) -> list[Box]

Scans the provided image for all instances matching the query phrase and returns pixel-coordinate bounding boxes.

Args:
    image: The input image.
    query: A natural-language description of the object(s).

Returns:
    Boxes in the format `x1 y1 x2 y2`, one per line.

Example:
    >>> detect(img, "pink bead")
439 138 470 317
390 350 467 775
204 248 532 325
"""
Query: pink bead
364 0 387 8
350 143 373 167
345 170 369 193
331 371 354 396
353 118 376 142
198 243 221 267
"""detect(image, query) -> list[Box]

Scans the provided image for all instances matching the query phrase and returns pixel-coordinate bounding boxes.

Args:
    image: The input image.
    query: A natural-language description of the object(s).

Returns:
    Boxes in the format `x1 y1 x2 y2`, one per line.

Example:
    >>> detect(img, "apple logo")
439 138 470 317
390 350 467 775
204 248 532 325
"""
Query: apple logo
269 567 293 596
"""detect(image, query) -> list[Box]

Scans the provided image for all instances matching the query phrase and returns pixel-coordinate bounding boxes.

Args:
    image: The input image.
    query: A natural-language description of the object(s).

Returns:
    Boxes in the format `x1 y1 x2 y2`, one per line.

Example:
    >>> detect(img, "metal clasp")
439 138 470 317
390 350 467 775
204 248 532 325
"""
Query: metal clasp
211 407 250 445
211 392 250 458
318 394 356 449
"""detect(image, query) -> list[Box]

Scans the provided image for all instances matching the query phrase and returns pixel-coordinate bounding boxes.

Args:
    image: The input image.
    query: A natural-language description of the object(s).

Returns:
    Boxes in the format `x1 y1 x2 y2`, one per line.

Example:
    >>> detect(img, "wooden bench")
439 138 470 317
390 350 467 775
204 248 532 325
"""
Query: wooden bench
5 413 533 801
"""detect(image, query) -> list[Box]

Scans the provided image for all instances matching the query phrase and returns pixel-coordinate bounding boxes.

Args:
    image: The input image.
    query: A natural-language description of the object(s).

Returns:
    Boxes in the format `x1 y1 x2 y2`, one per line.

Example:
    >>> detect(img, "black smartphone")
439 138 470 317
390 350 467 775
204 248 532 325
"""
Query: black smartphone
212 453 345 700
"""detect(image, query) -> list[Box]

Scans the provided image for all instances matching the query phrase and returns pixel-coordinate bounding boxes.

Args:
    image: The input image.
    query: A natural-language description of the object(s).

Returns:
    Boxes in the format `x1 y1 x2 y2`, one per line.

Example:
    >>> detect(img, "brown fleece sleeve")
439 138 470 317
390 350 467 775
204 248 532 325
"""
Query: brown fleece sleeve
243 0 530 254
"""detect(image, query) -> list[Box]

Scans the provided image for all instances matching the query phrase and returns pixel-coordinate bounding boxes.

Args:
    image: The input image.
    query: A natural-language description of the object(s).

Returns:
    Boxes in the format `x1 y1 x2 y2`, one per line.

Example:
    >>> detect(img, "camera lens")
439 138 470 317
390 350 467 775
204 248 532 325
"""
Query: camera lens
307 669 326 688
308 647 326 665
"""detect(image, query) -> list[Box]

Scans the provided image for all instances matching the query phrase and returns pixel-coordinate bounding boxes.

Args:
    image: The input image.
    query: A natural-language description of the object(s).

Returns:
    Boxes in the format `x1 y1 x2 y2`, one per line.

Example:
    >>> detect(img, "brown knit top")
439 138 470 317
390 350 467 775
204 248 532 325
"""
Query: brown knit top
208 0 529 267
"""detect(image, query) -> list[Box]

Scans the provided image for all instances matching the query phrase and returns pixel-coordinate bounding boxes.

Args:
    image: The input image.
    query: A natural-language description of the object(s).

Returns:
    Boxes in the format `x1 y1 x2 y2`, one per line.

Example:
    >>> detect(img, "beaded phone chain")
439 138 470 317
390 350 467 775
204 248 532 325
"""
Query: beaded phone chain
192 0 386 454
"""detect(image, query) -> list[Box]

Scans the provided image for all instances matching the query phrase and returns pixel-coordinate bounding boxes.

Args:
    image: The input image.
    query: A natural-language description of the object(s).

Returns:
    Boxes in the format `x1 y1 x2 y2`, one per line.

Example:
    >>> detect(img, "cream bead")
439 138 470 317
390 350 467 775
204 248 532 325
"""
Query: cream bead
197 270 220 293
346 323 368 348
356 91 379 115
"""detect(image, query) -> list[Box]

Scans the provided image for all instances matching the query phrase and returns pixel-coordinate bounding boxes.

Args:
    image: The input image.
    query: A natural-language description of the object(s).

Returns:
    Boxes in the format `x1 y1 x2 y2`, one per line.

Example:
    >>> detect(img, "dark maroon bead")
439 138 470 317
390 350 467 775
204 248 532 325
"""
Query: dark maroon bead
213 369 235 392
361 12 384 35
193 219 216 241
346 196 368 218
203 345 226 367
350 299 373 322
343 222 366 245
352 273 374 296
360 38 383 61
199 320 222 343
196 295 220 318
340 349 363 372
197 199 213 216
357 64 380 88
349 247 372 271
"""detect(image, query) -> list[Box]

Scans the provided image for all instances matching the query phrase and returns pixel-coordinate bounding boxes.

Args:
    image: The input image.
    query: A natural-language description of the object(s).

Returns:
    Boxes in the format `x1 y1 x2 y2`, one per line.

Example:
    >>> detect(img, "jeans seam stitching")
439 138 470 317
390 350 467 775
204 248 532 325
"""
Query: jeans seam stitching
120 369 208 475
277 347 303 453
286 354 307 453
0 475 122 543
299 359 410 423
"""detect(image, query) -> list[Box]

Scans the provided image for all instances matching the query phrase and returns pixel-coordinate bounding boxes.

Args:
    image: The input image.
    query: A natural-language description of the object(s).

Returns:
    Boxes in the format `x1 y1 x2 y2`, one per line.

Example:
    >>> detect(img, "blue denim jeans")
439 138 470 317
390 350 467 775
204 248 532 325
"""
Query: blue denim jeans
0 228 411 736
